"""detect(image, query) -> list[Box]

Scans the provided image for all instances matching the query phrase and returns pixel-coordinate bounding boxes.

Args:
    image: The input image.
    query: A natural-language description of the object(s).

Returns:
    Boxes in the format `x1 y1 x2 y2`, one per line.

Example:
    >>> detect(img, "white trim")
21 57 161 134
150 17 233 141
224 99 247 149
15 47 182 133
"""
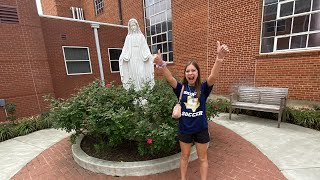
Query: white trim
39 14 127 28
260 0 320 54
62 46 93 75
108 48 122 73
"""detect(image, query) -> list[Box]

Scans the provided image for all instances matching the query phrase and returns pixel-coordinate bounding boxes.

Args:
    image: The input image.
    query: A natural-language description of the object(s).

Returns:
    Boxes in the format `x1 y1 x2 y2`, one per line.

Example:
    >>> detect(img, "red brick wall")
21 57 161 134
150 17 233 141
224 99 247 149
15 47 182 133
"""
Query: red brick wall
41 0 58 16
165 0 209 81
83 0 120 24
41 17 127 99
207 0 320 101
41 0 83 18
0 0 54 121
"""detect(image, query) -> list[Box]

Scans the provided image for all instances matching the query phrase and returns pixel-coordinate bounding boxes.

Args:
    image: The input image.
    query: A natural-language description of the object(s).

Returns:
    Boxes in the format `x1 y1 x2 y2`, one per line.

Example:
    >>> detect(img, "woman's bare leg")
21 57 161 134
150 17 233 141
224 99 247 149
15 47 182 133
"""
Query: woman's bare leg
195 142 208 180
179 141 192 180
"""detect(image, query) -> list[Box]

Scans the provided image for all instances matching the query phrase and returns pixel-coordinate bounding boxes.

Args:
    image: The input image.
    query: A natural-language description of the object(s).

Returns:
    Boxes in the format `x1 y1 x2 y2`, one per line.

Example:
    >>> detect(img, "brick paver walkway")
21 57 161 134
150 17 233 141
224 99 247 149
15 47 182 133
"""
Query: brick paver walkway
12 122 286 180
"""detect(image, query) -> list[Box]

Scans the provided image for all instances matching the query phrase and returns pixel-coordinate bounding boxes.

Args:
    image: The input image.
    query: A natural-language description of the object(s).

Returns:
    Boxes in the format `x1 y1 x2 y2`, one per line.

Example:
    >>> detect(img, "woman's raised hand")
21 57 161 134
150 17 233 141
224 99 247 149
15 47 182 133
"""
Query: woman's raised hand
154 49 163 65
216 41 229 60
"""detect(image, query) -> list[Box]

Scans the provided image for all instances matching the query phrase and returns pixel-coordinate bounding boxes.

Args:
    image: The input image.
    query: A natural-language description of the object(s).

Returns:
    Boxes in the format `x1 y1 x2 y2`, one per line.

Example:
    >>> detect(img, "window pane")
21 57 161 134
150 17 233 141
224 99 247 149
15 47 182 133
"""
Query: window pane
162 53 168 61
308 33 320 47
291 35 307 49
152 36 156 43
156 23 161 33
152 45 157 53
264 0 277 5
277 18 292 35
66 61 91 74
168 21 172 30
162 22 167 32
310 13 320 31
169 52 173 62
294 0 311 14
168 42 172 51
277 37 290 50
313 0 320 10
280 2 293 17
151 25 156 35
263 4 277 22
163 42 168 52
109 49 122 60
64 48 89 60
292 15 309 33
168 31 172 41
110 61 119 72
262 21 275 37
261 37 274 53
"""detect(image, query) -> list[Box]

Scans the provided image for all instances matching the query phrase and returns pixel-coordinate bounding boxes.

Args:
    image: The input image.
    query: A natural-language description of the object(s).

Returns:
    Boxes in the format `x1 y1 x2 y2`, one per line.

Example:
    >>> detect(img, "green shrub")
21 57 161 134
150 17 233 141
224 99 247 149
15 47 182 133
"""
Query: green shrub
4 103 17 124
0 124 15 141
286 108 320 131
46 80 223 156
206 98 230 118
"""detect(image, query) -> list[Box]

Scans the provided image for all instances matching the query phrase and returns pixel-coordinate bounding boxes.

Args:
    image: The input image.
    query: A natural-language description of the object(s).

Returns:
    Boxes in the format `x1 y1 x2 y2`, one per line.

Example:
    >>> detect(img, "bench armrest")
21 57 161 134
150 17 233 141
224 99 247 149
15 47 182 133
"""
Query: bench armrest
229 93 238 103
280 97 287 110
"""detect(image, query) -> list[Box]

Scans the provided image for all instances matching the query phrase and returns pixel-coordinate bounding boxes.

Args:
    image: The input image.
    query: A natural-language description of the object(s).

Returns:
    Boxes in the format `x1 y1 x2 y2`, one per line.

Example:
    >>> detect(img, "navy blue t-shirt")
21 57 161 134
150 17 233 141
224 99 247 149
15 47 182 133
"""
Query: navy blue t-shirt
173 82 213 134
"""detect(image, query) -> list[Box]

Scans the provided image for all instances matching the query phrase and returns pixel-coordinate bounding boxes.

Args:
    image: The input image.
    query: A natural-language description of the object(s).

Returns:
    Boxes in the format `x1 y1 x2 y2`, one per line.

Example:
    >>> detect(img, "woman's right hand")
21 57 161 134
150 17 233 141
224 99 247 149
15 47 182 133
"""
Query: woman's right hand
153 49 163 65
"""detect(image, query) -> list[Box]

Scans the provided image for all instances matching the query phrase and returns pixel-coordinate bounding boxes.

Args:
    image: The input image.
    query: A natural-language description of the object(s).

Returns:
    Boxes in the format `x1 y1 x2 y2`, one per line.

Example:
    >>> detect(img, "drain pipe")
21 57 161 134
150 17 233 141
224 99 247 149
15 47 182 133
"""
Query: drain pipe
91 23 105 85
118 0 123 25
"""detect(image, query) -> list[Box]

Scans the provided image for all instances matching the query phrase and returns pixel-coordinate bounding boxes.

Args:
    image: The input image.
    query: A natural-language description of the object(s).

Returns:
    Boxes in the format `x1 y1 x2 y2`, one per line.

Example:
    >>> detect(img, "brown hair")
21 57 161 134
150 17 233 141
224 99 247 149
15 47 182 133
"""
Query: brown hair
182 60 201 98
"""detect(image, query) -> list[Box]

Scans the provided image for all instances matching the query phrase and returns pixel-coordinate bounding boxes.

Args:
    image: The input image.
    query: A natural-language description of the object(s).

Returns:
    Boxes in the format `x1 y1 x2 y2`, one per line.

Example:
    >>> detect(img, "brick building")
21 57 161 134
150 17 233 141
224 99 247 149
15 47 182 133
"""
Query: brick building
0 0 319 121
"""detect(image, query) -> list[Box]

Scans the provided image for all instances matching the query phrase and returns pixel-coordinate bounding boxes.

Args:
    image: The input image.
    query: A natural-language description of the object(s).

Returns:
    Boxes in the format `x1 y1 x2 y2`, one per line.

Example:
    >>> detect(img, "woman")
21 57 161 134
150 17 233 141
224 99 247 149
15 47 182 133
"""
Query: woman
154 41 229 180
119 18 155 91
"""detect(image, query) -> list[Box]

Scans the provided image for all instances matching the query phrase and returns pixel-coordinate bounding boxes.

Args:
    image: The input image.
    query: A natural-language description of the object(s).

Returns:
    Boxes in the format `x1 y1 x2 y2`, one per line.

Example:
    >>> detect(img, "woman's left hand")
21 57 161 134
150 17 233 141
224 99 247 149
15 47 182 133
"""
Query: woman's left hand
216 41 229 60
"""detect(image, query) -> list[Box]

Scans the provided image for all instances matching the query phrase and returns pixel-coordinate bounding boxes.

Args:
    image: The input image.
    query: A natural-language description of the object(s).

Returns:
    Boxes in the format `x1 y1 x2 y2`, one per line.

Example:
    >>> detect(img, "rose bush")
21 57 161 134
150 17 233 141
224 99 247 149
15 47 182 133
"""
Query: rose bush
46 79 221 157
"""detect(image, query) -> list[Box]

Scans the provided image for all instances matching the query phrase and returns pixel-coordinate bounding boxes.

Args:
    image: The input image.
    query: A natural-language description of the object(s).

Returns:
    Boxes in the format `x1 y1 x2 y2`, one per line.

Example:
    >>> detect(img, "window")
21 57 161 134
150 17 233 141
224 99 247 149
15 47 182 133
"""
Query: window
94 0 104 15
108 48 122 73
62 46 92 75
144 0 173 62
261 0 320 53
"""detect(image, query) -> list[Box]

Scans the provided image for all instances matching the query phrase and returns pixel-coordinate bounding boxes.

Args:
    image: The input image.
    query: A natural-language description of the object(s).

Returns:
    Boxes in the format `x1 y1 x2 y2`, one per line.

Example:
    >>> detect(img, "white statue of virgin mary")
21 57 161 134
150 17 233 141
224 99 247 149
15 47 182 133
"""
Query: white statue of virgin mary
119 18 155 91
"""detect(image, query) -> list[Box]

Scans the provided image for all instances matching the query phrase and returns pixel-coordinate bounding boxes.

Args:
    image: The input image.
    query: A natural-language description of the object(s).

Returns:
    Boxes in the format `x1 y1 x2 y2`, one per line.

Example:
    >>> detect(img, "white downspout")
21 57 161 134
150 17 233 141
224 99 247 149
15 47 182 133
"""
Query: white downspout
91 23 105 85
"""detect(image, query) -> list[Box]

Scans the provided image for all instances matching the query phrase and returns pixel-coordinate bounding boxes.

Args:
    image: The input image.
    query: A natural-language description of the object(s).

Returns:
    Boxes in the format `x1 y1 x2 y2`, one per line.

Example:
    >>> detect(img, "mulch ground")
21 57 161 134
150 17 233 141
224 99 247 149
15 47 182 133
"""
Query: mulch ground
12 122 286 180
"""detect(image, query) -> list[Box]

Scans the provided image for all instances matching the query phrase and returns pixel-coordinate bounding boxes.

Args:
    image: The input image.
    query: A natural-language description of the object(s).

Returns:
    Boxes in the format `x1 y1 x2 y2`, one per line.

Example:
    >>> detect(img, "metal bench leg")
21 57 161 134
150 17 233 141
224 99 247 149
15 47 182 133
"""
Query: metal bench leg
277 112 282 128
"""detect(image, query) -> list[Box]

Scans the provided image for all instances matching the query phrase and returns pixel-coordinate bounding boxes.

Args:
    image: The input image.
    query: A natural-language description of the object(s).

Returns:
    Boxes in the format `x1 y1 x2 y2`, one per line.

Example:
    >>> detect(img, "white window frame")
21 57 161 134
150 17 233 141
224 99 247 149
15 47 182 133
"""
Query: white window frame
62 46 92 75
260 0 320 54
94 0 104 15
143 0 174 62
108 48 121 73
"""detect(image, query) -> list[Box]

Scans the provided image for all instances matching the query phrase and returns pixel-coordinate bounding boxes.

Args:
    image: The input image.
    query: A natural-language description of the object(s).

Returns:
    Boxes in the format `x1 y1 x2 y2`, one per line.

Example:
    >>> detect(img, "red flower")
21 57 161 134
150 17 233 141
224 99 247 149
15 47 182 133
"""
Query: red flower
147 138 153 144
105 83 111 88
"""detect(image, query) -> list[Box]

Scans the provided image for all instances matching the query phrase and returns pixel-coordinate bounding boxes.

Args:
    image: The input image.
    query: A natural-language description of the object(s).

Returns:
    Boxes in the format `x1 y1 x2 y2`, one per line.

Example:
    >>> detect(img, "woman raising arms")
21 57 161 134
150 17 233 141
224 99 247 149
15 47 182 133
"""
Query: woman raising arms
154 41 229 180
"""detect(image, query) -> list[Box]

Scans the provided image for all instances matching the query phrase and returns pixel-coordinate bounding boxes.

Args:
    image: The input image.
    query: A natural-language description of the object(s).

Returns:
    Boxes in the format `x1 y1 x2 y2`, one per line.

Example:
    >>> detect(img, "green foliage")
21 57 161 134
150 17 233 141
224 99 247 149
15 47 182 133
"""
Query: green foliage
47 80 225 157
313 104 320 111
4 102 17 124
0 115 53 142
206 98 230 119
46 80 178 156
286 108 320 131
0 124 15 141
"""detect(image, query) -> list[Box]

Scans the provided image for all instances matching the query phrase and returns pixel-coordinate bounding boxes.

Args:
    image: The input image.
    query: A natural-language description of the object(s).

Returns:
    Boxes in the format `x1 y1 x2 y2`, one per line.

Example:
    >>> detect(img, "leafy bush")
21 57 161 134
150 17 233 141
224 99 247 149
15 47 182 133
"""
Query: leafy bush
206 98 230 118
0 115 53 142
4 103 17 124
286 108 320 131
0 124 15 141
46 80 222 156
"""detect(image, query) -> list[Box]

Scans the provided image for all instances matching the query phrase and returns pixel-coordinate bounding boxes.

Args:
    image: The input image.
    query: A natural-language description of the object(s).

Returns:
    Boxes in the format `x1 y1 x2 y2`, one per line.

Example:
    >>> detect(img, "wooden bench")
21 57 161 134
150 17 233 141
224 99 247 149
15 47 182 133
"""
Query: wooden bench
229 86 288 128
